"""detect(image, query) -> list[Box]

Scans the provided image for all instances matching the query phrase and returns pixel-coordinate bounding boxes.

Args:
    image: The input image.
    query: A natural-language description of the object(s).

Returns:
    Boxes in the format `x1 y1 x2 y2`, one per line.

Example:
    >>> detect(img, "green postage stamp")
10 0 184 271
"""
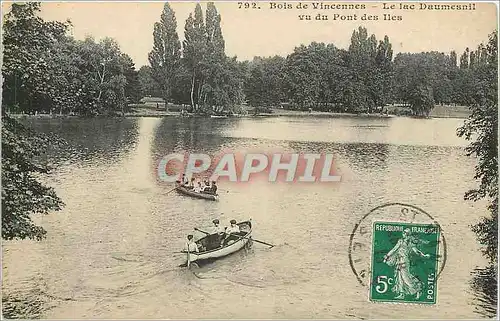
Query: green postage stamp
370 221 440 304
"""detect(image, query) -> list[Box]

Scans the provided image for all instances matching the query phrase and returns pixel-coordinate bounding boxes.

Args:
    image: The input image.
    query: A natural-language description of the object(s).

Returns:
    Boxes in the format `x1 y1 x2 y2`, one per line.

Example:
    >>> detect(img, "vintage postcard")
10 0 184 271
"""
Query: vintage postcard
1 0 498 319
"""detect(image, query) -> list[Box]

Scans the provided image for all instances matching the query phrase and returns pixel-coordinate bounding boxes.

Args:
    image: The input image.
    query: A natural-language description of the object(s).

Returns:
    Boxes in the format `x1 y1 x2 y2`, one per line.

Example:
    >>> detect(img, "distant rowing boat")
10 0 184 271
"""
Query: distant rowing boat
175 182 219 201
210 115 228 119
182 220 252 265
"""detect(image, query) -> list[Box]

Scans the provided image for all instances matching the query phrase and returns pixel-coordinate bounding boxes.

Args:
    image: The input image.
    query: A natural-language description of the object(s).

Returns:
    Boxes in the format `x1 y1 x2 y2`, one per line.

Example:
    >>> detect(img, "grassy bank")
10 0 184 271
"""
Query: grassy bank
429 105 472 118
9 104 472 120
384 104 471 119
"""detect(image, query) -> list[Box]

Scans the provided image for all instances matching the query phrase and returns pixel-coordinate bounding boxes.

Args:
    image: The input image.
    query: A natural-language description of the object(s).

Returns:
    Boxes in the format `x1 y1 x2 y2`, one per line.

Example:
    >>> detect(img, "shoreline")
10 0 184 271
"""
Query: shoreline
8 108 471 120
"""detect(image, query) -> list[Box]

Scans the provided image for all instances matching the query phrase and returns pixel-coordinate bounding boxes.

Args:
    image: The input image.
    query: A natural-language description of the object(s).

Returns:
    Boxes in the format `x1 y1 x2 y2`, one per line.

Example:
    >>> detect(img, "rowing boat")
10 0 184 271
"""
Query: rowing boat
183 220 252 265
175 182 219 201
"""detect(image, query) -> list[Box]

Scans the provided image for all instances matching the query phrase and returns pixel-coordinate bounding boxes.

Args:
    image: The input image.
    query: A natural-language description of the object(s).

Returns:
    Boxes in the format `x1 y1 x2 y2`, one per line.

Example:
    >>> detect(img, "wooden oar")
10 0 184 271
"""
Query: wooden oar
165 186 178 195
194 227 274 248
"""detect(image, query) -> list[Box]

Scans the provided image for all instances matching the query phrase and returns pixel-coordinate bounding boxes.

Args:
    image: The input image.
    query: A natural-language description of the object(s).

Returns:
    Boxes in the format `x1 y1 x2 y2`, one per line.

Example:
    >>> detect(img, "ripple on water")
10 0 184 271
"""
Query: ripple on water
3 117 495 319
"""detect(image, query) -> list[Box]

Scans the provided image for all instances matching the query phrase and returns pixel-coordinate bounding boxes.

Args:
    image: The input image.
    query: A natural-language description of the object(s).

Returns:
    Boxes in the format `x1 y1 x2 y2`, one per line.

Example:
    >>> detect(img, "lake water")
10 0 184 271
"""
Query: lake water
2 116 496 319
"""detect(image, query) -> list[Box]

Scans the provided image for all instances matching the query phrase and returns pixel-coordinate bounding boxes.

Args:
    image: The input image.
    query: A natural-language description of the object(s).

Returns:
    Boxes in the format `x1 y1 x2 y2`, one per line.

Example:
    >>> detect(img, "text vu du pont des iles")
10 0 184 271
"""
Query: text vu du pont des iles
247 2 479 22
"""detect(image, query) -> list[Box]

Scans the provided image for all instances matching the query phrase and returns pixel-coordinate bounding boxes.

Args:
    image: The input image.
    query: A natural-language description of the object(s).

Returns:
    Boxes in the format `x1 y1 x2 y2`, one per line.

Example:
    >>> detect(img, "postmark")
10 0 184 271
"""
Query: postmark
348 203 447 296
369 221 440 304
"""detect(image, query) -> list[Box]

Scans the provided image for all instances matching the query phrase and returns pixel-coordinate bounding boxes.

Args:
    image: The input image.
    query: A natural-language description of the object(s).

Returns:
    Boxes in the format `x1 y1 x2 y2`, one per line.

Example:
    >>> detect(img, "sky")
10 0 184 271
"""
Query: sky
2 1 498 68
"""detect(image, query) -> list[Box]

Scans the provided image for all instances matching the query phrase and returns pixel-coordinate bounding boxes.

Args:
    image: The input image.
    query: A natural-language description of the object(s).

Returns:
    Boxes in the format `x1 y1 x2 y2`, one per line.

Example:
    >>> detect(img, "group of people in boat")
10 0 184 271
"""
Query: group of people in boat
179 174 218 195
184 219 243 253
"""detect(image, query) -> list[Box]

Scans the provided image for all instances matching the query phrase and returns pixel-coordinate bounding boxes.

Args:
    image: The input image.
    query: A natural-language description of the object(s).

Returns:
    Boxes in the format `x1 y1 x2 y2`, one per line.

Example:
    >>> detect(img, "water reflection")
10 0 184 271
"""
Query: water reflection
3 116 497 319
470 265 498 318
21 117 140 169
151 117 233 156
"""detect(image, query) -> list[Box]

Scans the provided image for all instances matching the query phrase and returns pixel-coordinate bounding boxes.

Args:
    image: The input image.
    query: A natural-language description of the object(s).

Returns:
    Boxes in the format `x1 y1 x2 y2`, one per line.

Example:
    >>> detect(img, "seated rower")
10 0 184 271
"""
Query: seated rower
200 179 208 192
210 181 218 195
194 181 203 193
187 177 195 189
221 219 240 246
180 174 188 186
211 219 225 235
184 235 199 253
207 219 225 249
200 178 210 192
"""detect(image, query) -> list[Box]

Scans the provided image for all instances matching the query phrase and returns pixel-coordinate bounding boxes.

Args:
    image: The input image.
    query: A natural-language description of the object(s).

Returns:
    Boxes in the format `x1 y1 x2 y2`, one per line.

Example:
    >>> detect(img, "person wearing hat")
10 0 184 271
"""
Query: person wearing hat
182 174 189 186
226 219 240 234
187 177 195 189
207 219 225 249
221 219 241 246
210 181 218 195
183 234 199 253
210 219 224 235
200 178 210 192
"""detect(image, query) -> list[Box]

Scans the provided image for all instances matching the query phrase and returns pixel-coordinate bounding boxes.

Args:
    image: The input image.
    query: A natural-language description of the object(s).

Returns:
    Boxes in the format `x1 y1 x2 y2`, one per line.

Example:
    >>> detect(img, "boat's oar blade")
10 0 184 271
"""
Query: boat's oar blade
250 238 275 248
165 186 178 195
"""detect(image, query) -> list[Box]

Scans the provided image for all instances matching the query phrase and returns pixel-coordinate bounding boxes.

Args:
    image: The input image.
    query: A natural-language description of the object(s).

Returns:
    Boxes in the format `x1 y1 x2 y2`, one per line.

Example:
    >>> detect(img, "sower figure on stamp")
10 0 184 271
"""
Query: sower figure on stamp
383 228 430 300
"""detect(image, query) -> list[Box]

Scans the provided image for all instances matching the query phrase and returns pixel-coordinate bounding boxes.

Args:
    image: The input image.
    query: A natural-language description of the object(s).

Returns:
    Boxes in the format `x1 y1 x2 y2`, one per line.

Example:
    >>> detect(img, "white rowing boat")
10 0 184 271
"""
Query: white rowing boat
182 220 252 265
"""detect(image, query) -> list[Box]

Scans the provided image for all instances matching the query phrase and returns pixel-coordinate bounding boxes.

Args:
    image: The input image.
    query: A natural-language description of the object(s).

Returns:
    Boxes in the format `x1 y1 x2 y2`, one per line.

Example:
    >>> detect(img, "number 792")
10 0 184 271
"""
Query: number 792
238 2 261 9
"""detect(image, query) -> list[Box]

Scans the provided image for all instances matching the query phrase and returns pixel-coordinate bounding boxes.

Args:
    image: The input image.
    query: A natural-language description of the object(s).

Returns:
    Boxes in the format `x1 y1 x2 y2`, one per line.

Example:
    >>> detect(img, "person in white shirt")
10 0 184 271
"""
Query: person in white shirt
226 220 240 234
188 178 195 189
202 178 210 192
211 219 225 234
184 235 199 253
207 219 225 249
221 220 241 246
194 181 202 193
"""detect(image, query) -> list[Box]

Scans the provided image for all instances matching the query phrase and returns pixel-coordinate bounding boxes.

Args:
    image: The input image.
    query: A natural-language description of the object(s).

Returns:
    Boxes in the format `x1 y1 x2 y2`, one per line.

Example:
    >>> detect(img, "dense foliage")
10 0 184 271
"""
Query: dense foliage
148 2 181 104
2 2 140 116
457 31 498 264
241 26 491 116
1 114 65 240
148 2 244 112
4 2 495 117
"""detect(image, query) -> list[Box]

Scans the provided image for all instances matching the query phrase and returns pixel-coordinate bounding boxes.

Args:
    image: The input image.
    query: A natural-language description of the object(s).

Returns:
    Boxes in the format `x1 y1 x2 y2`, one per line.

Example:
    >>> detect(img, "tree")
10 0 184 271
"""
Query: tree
180 2 243 113
393 51 456 113
245 56 286 108
2 2 71 114
450 50 458 67
1 114 65 240
138 65 162 98
183 4 207 111
148 2 181 103
374 35 394 107
122 54 141 104
76 37 128 115
347 27 379 113
283 42 350 111
200 2 229 112
407 84 434 116
457 31 498 264
460 47 470 69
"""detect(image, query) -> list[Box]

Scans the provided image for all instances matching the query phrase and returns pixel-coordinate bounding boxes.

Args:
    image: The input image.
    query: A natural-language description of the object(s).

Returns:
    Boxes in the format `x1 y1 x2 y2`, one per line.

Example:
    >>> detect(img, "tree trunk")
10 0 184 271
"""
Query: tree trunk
97 63 106 103
190 73 196 112
197 78 204 112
